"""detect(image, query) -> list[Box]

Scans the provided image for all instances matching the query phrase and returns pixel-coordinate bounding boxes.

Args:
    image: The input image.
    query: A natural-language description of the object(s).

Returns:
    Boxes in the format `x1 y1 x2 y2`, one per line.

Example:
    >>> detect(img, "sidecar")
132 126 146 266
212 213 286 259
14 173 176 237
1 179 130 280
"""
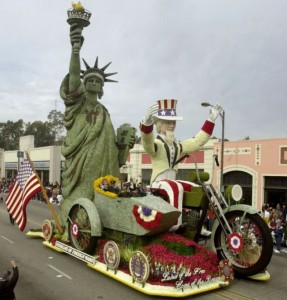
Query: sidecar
67 190 181 254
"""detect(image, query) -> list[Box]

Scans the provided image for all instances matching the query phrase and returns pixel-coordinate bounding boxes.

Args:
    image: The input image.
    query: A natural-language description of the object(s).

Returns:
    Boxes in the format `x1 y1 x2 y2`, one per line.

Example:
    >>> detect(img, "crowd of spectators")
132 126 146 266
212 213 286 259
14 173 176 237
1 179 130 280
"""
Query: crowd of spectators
0 177 63 206
36 181 63 205
0 177 14 203
1 176 148 204
262 202 287 253
0 177 14 194
119 179 147 197
99 178 148 198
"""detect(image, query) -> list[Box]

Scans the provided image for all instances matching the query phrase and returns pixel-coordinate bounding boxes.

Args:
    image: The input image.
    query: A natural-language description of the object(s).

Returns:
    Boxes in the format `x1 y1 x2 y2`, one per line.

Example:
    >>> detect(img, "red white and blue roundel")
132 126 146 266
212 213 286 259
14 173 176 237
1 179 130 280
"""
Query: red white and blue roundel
71 221 80 238
227 233 243 252
132 205 163 230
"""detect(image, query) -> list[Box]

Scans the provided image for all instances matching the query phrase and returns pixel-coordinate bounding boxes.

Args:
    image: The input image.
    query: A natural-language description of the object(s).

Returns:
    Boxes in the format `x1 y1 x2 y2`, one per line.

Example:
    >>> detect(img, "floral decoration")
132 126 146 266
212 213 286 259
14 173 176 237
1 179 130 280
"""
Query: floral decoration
227 232 243 252
71 221 80 238
219 260 234 281
145 233 220 285
132 205 163 229
95 233 222 287
93 175 119 198
50 236 58 246
50 233 68 247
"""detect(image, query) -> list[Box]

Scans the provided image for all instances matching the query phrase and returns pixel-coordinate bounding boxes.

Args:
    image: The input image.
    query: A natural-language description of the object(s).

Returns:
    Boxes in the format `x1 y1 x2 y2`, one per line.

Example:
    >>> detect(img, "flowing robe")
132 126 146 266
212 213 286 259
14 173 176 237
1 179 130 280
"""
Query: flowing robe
60 75 120 202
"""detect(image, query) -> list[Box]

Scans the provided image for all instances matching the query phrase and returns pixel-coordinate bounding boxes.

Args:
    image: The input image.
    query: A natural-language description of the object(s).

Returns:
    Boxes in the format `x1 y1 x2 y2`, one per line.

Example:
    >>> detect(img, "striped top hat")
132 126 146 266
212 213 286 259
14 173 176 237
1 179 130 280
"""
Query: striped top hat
155 99 183 121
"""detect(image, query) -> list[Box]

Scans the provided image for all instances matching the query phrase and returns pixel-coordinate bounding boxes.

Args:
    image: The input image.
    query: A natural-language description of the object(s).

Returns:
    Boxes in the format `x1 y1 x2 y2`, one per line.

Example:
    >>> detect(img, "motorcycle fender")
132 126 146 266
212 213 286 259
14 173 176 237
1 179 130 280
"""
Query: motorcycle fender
211 204 258 251
70 198 102 236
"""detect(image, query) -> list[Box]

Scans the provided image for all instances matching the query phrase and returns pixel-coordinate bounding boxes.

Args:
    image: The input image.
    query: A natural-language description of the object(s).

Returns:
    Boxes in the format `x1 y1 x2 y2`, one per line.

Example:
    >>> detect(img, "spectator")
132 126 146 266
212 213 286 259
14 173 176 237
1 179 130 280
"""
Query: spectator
263 207 271 223
274 221 284 253
275 203 282 214
207 206 215 231
136 182 146 197
49 190 58 204
268 216 276 232
100 178 109 191
282 204 287 221
0 260 19 300
8 210 14 225
108 180 120 194
129 179 137 192
57 192 63 206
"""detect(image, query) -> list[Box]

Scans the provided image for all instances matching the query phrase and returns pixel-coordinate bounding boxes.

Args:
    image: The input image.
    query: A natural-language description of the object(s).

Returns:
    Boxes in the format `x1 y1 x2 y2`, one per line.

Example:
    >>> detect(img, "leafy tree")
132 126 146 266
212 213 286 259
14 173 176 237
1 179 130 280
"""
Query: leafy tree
24 121 55 147
0 120 24 150
0 109 65 149
47 109 65 145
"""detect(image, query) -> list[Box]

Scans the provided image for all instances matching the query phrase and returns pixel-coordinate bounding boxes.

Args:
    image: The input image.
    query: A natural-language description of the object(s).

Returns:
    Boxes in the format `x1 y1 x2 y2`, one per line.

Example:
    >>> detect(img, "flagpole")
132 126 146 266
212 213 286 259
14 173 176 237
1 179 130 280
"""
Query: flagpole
25 151 63 233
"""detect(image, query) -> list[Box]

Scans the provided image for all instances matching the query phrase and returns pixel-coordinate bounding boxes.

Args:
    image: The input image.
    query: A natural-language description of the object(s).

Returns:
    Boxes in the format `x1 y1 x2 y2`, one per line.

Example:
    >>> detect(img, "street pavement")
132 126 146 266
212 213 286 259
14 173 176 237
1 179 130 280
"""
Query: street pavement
0 199 286 300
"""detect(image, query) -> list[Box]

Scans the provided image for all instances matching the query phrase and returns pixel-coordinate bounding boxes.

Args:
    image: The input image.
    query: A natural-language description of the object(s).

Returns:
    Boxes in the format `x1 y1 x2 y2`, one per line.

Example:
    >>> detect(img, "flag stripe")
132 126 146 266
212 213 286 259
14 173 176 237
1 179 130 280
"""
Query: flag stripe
5 157 42 232
7 188 22 212
9 188 23 213
6 184 19 207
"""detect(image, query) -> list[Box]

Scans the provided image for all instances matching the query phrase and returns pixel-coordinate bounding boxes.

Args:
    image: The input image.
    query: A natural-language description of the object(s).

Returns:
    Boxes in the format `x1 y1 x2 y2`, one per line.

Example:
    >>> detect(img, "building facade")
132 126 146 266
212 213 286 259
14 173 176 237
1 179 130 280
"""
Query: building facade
1 135 63 186
213 138 287 210
129 138 287 210
2 135 287 210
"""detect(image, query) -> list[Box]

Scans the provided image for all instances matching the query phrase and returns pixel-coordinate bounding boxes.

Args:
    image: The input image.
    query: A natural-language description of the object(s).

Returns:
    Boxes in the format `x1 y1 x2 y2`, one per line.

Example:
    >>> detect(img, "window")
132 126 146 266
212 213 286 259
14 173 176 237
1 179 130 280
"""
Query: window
280 147 287 164
224 171 252 205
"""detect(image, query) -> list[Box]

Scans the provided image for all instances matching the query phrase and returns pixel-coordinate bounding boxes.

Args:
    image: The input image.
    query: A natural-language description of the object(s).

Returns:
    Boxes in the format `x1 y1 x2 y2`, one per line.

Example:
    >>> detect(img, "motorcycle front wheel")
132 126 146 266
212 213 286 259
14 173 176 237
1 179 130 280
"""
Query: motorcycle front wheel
214 210 273 277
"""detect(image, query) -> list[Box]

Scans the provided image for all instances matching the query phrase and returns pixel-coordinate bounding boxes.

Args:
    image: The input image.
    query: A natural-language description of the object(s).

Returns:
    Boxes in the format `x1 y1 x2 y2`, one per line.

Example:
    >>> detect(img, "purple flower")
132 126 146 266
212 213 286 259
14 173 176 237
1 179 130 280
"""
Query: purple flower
142 206 152 216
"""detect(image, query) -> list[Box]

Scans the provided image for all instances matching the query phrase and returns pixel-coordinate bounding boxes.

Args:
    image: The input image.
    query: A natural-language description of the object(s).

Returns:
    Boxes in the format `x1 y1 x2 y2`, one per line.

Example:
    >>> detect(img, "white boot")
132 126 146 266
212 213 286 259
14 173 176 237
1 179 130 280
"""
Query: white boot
201 227 212 236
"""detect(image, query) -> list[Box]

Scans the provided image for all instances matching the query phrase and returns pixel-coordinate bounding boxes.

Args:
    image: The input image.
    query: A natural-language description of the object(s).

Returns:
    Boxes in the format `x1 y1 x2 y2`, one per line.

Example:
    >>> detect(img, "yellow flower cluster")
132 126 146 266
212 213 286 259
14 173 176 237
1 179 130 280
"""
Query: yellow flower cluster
93 175 120 199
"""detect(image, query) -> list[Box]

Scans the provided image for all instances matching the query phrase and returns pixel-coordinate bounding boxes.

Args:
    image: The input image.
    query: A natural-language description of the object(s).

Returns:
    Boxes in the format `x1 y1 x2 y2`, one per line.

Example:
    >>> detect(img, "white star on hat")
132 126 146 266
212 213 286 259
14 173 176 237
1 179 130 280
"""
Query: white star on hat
160 110 166 116
171 109 176 116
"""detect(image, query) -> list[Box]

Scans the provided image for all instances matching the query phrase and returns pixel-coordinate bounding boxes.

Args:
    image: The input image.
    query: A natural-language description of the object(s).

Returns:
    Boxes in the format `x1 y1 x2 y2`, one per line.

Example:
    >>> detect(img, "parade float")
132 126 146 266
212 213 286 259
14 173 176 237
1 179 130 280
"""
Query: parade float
26 3 273 298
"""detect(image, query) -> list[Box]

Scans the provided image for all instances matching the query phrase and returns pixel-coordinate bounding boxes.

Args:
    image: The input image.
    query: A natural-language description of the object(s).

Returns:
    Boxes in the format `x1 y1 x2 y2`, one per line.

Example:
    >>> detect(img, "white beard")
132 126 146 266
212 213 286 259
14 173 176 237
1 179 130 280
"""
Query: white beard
166 131 175 145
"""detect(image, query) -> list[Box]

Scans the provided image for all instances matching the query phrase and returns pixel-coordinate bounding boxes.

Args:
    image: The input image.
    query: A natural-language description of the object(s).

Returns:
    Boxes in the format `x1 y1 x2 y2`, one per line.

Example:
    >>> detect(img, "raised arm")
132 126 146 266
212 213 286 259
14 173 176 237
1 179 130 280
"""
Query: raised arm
139 103 159 156
68 24 84 93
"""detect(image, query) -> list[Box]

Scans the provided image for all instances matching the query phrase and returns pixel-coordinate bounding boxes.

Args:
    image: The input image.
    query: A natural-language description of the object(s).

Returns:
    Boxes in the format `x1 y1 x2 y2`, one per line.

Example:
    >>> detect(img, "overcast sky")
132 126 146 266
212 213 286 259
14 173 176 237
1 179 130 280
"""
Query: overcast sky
1 0 286 141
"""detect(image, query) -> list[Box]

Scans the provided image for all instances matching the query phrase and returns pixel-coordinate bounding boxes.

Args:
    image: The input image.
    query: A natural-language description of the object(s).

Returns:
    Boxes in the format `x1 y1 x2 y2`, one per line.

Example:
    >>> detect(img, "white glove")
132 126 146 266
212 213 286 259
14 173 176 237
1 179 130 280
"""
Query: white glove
208 103 223 122
142 103 158 124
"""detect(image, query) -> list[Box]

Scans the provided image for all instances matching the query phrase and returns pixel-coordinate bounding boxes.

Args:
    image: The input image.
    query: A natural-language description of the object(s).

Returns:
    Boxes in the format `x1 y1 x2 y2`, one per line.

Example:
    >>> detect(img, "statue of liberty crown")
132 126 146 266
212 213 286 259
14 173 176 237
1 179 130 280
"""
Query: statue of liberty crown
81 57 118 83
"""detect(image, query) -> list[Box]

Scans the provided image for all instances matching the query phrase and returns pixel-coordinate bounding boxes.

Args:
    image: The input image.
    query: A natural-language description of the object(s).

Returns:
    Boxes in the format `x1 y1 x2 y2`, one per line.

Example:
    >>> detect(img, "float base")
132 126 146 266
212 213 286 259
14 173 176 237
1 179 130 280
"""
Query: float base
26 229 269 297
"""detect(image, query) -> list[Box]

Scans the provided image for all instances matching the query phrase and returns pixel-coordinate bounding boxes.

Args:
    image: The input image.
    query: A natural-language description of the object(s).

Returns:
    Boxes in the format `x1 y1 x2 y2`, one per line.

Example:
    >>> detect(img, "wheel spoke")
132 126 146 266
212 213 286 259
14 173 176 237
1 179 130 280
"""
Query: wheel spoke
79 229 92 233
69 204 97 254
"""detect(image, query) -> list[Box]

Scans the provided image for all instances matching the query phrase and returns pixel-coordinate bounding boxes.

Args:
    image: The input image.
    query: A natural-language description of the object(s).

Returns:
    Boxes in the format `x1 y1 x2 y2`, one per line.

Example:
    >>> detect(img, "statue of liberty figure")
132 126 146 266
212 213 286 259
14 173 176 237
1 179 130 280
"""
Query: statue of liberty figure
58 5 135 225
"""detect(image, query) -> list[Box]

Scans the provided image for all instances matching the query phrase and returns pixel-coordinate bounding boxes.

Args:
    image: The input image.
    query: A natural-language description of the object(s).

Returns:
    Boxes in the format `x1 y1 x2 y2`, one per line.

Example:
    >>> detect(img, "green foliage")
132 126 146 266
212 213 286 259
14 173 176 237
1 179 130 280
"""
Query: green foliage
161 241 194 255
47 110 65 145
0 109 65 150
24 121 55 147
120 244 145 265
0 120 24 150
148 234 195 256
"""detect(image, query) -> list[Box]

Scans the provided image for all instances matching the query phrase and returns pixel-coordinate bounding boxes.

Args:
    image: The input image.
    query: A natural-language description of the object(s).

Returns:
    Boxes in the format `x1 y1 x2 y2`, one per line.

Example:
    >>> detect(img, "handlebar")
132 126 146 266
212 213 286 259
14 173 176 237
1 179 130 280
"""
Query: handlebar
174 154 190 166
178 153 219 185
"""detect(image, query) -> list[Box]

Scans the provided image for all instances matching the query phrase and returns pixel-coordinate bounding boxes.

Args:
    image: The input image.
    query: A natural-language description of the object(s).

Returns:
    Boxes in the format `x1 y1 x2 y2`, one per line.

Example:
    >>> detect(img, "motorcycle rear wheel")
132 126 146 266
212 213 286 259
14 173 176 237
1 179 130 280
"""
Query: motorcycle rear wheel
214 210 273 277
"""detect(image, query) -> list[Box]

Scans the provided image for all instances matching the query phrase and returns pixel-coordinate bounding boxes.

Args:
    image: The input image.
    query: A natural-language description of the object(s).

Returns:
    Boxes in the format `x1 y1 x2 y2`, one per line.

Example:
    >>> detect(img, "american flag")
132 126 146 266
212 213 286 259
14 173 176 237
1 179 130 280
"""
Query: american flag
5 156 42 231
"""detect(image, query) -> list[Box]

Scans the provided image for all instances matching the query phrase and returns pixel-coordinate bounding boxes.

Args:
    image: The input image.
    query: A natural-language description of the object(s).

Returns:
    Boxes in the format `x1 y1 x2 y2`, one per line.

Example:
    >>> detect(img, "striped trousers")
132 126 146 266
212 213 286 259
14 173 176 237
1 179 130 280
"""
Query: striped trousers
151 179 198 230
